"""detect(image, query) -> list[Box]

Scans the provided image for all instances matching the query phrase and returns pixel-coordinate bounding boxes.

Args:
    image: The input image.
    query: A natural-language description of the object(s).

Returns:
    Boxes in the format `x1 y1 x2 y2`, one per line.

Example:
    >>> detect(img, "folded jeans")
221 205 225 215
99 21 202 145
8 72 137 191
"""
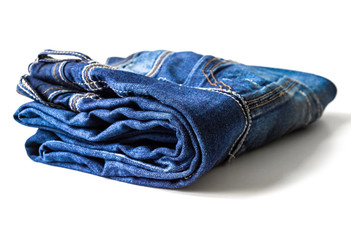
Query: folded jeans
14 49 337 188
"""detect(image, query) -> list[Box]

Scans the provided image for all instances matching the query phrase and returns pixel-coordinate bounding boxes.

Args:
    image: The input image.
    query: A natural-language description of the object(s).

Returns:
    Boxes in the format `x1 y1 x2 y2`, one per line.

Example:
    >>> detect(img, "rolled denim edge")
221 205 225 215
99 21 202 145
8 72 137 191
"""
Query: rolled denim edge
14 83 247 188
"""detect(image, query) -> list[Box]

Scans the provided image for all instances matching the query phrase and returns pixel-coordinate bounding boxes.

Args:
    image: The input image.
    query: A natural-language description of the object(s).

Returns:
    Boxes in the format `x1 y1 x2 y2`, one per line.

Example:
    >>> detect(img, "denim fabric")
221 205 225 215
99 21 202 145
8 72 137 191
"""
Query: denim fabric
14 49 337 188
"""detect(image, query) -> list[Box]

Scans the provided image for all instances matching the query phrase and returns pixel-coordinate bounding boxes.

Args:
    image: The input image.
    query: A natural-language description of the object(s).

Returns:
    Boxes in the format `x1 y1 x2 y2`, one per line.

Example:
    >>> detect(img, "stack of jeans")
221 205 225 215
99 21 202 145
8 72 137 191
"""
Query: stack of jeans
14 49 336 188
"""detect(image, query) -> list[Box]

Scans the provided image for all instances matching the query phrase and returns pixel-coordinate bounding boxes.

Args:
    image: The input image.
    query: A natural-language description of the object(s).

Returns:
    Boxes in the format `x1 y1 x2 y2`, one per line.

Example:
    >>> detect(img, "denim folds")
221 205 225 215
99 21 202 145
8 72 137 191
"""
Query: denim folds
14 49 337 188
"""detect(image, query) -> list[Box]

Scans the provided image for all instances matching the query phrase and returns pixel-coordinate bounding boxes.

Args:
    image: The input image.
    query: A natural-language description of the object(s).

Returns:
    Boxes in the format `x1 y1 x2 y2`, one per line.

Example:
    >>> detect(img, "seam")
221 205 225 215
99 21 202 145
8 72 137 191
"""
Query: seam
189 86 251 159
42 50 91 61
20 77 43 101
183 55 207 85
42 86 65 95
246 78 292 103
82 63 114 90
52 62 66 85
295 80 323 117
249 81 298 110
299 90 313 124
109 53 135 67
209 60 237 92
146 51 173 77
47 89 74 101
209 60 229 91
74 93 100 112
70 94 82 112
18 84 39 101
57 61 76 88
201 57 219 87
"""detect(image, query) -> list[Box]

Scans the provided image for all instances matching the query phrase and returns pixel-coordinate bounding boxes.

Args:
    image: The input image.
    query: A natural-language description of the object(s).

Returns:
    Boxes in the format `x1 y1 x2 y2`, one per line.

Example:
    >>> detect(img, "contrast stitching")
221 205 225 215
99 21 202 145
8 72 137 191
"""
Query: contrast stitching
210 60 236 91
227 92 252 158
21 77 42 101
70 94 82 112
146 51 173 77
110 53 135 67
18 84 39 101
201 57 219 87
189 86 250 159
295 80 323 117
47 89 73 101
249 81 298 110
43 50 91 61
52 62 65 84
82 63 114 90
57 61 75 87
87 64 115 90
246 78 292 103
74 93 100 112
42 86 65 95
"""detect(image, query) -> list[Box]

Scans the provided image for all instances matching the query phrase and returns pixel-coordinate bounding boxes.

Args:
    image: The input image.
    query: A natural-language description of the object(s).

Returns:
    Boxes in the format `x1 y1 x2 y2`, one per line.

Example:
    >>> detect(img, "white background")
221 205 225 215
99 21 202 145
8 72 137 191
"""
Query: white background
1 1 350 239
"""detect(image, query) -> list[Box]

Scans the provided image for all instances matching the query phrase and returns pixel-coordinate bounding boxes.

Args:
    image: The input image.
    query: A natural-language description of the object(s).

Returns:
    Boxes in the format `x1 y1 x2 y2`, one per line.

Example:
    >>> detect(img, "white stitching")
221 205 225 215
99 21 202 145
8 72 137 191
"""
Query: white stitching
21 78 42 101
229 91 252 158
47 89 74 101
87 64 115 90
189 86 250 159
74 93 100 112
82 63 114 90
58 61 70 84
18 84 39 101
43 50 90 61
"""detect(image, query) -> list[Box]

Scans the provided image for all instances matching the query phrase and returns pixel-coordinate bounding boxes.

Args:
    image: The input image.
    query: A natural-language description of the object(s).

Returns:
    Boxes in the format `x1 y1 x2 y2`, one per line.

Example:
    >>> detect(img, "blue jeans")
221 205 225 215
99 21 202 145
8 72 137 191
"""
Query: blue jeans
14 49 337 188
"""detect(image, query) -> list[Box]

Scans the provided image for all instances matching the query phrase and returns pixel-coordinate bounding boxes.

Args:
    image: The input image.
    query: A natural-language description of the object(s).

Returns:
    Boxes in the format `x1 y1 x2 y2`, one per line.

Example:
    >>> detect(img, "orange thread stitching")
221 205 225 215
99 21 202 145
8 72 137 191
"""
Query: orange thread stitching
52 62 62 83
201 57 219 86
209 60 232 91
42 86 64 95
246 78 292 104
71 94 81 112
249 81 298 110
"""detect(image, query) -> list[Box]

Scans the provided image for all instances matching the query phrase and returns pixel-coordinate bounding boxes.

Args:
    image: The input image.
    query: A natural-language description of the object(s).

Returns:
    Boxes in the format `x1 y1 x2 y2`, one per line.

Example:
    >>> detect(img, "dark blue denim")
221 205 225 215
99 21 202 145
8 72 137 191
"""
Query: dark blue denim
14 49 336 188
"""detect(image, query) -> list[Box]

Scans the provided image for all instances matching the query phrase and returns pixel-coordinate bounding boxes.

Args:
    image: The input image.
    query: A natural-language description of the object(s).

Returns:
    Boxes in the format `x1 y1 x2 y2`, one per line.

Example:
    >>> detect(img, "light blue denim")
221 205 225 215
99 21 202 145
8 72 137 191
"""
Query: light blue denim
14 49 337 188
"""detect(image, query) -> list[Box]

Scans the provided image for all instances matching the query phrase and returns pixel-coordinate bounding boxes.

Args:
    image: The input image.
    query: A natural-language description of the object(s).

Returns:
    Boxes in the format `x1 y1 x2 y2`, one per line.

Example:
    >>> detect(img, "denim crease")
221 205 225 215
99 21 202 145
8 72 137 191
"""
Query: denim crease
14 49 337 188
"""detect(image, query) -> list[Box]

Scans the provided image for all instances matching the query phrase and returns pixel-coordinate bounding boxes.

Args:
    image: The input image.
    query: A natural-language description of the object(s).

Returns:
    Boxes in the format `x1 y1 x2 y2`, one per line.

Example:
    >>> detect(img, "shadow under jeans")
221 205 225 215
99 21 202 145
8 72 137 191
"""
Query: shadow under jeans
180 112 351 197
